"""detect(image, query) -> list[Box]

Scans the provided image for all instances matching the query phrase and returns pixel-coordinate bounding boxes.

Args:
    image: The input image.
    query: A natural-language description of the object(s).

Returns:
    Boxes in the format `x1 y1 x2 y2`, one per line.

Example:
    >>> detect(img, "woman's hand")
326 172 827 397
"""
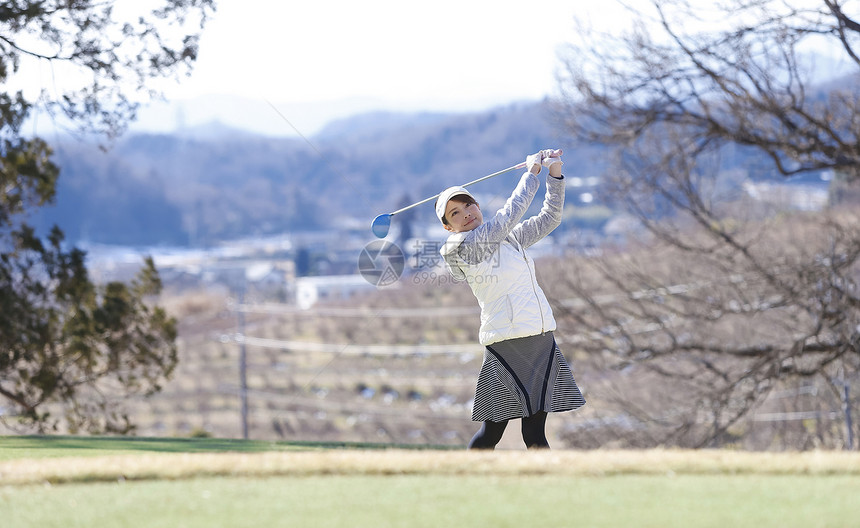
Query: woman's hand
526 152 543 175
538 149 563 178
543 154 563 178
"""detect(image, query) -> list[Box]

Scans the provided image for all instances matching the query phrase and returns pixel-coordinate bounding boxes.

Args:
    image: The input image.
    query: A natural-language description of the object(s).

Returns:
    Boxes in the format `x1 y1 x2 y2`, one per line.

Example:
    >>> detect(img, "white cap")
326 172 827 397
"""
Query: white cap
435 186 476 223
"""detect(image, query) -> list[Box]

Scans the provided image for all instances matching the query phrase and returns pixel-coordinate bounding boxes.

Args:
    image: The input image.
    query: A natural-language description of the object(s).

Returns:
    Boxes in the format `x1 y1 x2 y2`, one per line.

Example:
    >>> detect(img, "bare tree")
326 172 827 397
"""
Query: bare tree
554 0 860 449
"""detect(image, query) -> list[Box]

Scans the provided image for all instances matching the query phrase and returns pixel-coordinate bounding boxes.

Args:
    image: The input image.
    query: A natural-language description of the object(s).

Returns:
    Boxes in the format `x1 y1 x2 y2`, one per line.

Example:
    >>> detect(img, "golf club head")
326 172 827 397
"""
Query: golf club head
371 214 392 238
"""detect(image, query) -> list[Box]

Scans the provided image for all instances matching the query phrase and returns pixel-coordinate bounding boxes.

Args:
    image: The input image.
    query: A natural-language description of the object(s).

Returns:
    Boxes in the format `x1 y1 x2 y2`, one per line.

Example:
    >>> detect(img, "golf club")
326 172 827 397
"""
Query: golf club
370 150 561 238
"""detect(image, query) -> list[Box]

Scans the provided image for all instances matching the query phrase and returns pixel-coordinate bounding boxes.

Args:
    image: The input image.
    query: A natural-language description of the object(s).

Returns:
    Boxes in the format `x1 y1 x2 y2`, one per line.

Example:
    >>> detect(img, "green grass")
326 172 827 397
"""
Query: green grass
3 474 858 528
1 436 859 528
0 435 451 460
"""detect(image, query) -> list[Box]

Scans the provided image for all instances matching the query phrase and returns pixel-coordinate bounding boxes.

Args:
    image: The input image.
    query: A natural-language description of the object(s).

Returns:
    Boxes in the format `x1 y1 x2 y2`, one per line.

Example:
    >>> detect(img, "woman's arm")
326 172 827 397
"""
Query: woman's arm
439 151 556 276
454 170 540 265
511 172 565 248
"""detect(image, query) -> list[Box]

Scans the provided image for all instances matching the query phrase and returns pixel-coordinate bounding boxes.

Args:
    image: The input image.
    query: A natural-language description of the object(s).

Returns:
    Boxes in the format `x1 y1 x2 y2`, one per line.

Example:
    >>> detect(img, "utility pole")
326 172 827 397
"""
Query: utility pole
842 377 854 451
238 287 249 440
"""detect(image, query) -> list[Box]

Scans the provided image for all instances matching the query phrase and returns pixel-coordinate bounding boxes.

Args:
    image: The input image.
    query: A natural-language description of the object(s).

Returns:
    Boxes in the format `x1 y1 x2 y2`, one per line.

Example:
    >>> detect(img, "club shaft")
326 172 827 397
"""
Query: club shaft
388 161 527 216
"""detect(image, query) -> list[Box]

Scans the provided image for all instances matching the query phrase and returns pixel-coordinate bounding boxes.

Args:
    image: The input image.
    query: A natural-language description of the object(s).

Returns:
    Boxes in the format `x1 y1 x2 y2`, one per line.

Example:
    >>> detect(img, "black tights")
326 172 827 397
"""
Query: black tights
468 411 549 450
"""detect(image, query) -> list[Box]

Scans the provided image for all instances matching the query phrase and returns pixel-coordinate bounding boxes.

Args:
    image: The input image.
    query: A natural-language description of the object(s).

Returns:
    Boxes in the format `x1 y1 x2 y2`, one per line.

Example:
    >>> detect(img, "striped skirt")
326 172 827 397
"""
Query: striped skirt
471 331 586 422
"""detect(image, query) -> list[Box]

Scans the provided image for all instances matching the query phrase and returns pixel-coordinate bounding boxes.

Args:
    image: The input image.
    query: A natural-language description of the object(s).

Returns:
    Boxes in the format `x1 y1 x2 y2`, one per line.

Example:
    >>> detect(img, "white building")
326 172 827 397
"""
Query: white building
295 275 378 310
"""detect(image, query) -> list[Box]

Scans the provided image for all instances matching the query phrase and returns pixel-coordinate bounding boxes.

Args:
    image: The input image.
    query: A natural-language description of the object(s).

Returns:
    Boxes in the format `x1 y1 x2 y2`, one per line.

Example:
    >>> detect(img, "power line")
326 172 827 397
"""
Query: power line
236 302 479 318
224 334 483 356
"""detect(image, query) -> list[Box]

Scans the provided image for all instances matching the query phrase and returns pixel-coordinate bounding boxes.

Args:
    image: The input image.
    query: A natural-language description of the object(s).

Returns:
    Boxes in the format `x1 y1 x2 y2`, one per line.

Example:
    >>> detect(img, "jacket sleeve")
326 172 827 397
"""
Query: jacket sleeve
511 174 565 248
440 171 541 273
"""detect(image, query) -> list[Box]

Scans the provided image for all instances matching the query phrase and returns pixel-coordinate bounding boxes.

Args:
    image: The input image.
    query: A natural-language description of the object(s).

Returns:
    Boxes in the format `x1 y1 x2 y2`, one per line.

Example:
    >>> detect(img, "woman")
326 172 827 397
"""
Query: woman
436 149 585 449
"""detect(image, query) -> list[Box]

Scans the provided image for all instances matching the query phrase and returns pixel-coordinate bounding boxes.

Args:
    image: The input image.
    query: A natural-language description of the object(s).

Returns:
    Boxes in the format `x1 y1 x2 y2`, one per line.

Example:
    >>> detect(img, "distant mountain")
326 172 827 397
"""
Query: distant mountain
32 99 604 248
172 120 265 141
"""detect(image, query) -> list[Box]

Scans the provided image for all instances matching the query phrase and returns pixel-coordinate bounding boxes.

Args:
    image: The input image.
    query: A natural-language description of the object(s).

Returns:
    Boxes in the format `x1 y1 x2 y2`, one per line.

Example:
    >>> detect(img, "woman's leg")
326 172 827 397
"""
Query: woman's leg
521 411 550 449
468 419 508 449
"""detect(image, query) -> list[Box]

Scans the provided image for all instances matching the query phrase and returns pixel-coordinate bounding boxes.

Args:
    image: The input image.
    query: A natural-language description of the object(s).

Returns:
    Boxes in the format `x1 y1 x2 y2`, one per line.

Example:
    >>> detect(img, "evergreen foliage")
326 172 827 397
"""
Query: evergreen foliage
0 0 214 432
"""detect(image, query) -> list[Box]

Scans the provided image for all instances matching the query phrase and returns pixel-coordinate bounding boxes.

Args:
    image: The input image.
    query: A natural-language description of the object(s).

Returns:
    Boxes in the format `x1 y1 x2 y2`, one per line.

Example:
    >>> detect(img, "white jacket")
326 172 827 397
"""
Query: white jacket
440 171 564 346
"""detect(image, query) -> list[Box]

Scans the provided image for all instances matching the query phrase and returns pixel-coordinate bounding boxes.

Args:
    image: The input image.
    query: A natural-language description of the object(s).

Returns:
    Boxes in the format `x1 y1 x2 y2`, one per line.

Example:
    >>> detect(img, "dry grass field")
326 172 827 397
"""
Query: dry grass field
2 437 859 528
126 285 598 449
107 275 851 451
3 445 860 486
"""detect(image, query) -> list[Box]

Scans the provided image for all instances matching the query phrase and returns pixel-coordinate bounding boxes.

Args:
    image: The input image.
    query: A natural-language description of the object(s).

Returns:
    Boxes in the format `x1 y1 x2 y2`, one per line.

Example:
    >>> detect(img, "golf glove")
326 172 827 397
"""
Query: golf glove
540 148 561 160
526 152 543 174
542 155 563 169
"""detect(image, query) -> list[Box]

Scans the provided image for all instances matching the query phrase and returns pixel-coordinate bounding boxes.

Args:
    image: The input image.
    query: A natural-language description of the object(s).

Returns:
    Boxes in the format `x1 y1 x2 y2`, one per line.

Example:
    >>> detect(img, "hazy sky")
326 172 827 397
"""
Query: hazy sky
172 0 607 109
7 0 631 136
125 0 636 135
21 0 848 136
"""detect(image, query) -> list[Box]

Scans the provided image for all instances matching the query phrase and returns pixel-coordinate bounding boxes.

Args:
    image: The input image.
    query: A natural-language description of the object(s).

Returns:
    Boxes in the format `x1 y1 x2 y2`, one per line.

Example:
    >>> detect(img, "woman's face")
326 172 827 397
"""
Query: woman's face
443 199 482 232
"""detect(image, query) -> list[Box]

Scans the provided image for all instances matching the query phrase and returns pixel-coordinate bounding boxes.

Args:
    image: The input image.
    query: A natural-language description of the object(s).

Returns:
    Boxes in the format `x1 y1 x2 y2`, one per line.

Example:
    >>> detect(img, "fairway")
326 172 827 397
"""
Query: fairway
1 437 859 528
